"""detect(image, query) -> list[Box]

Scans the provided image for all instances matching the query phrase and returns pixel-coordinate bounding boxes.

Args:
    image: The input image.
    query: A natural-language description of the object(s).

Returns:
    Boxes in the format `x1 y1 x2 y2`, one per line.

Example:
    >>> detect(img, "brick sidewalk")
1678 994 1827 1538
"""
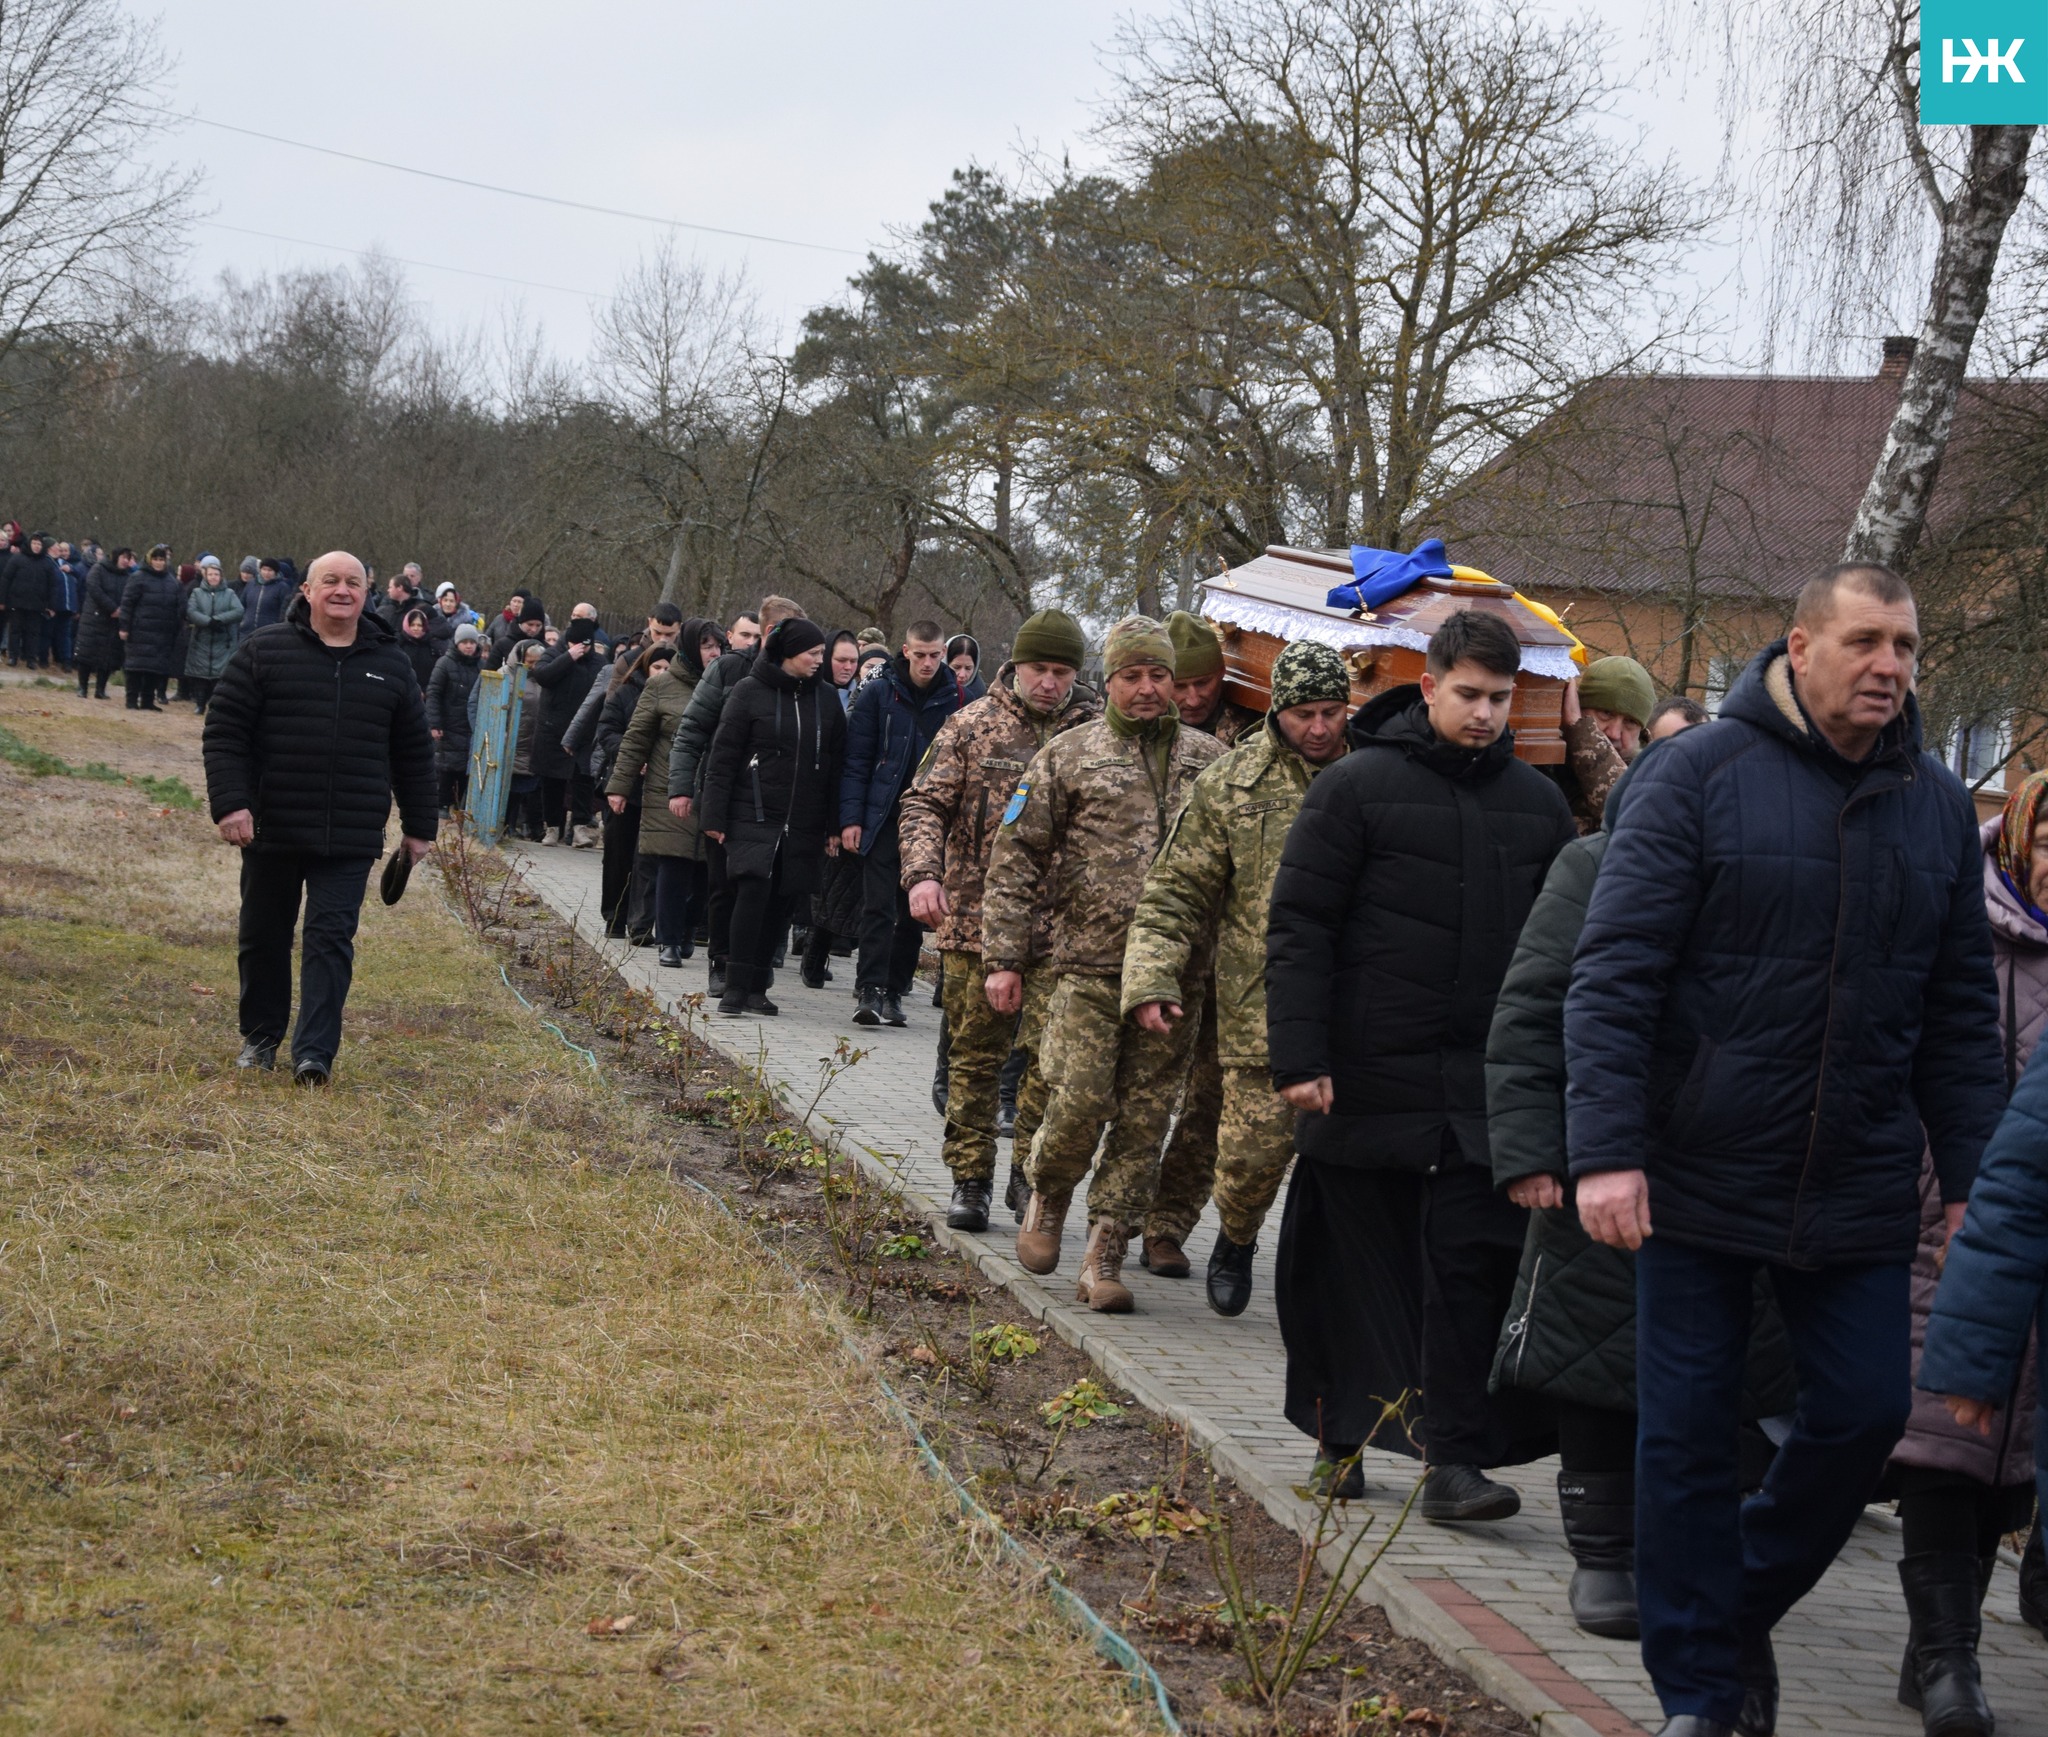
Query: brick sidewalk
505 841 2048 1736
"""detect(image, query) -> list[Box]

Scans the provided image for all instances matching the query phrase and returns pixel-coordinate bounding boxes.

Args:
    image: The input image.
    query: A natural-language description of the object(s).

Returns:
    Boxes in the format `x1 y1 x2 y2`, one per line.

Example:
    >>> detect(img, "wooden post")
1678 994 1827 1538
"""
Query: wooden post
465 668 524 847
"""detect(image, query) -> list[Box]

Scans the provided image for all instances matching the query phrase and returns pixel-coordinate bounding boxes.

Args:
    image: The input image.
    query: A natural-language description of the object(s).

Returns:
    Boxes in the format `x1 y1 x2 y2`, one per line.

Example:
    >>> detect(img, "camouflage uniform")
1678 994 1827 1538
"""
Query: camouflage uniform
901 666 1098 1183
1205 698 1267 746
1123 716 1334 1245
983 709 1223 1227
1561 713 1627 837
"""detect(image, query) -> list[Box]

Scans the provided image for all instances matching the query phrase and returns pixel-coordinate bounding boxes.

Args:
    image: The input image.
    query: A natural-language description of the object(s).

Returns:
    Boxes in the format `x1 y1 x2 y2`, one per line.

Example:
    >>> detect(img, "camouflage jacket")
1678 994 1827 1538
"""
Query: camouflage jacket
1197 698 1266 748
1121 721 1328 1067
982 715 1224 979
1562 714 1628 837
897 668 1100 955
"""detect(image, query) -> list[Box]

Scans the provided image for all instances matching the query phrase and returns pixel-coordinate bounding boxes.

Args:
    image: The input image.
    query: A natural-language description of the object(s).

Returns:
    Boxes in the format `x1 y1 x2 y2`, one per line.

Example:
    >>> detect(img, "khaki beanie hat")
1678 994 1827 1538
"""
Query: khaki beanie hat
1010 607 1087 668
1102 614 1176 676
1577 656 1657 729
1165 610 1225 680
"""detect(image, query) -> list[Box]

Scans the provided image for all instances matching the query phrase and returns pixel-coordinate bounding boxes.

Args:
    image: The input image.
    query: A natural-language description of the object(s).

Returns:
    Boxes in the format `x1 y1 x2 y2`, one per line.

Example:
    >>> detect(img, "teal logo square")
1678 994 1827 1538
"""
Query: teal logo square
1921 0 2048 122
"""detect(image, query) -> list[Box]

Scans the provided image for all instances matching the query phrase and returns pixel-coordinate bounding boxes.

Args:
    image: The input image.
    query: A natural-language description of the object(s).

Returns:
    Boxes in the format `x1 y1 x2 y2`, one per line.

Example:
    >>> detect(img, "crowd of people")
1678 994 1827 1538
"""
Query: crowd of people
70 534 2044 1737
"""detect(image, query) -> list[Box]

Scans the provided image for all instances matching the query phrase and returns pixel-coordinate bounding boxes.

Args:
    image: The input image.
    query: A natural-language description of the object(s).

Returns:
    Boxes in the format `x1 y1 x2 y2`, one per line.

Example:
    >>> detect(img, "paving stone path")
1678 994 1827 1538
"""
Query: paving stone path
505 840 2048 1736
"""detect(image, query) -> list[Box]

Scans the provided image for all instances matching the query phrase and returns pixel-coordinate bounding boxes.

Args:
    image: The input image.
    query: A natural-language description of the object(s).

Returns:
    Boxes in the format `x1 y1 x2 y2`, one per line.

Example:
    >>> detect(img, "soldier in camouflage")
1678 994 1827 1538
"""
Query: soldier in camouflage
982 615 1225 1312
898 608 1099 1233
1124 640 1356 1315
1134 611 1261 1278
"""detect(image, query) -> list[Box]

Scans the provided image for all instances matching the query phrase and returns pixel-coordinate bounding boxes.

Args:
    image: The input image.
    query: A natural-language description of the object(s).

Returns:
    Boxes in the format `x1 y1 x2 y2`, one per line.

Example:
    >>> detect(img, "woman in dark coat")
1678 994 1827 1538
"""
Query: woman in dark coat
73 550 129 698
947 632 987 703
799 629 865 986
595 642 676 945
697 617 845 1018
425 626 484 812
395 607 439 693
117 546 187 710
528 619 602 844
1487 733 1794 1643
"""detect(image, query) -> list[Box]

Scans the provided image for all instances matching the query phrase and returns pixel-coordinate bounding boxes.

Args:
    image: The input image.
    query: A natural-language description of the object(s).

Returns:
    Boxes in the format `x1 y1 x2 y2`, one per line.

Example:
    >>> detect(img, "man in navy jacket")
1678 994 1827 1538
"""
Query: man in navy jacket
838 619 960 1027
1564 564 2003 1737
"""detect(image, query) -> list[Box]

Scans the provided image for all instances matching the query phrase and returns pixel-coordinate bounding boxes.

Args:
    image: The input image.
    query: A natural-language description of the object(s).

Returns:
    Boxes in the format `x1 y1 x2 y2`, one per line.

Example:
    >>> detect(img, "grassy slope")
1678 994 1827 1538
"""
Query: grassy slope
0 688 1129 1735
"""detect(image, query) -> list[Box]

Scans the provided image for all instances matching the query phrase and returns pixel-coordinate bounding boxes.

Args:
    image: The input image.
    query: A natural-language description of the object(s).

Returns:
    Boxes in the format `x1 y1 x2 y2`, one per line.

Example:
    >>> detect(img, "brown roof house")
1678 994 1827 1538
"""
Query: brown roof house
1435 337 2045 801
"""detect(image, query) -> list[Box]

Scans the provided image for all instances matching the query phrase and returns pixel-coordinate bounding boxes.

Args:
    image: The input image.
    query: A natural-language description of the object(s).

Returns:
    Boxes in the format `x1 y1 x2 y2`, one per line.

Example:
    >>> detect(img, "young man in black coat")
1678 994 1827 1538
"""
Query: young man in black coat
201 553 438 1086
1265 608 1574 1517
1565 565 2003 1737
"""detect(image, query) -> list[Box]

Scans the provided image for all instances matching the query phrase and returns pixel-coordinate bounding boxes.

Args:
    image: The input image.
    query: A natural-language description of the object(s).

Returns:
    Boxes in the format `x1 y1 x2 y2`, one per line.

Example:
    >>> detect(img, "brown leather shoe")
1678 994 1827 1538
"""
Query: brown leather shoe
1076 1220 1135 1313
1141 1233 1190 1278
1016 1190 1070 1275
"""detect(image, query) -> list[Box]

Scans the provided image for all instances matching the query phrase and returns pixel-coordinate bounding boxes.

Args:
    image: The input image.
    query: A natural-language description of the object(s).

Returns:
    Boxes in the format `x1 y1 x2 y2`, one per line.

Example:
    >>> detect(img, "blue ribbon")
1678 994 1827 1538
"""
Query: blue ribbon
1327 537 1454 611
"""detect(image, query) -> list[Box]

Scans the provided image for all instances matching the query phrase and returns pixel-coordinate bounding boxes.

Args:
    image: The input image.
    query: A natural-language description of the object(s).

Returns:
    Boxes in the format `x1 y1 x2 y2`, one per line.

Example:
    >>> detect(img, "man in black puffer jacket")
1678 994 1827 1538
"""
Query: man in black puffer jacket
1266 608 1574 1516
202 553 438 1085
3 531 58 668
1564 563 2004 1737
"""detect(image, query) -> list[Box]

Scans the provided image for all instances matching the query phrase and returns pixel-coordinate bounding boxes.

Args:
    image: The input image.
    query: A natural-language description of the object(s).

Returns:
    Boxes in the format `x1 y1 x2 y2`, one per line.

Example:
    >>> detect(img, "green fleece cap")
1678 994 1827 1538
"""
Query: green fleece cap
1102 614 1176 676
1166 610 1224 680
1578 656 1657 729
1010 607 1087 669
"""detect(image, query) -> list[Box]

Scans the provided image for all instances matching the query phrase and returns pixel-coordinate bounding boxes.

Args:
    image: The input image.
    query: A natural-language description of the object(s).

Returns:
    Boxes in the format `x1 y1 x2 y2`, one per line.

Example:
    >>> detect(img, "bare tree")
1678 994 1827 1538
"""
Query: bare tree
0 0 197 371
1099 0 1704 551
1673 0 2034 568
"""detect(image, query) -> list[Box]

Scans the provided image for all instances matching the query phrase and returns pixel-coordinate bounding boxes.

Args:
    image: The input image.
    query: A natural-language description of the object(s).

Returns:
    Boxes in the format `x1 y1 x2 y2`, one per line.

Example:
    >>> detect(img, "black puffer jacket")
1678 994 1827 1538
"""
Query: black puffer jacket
395 629 439 694
1486 751 1798 1414
1565 644 2004 1267
118 566 189 674
529 641 602 780
425 647 482 775
1265 685 1576 1171
73 561 126 669
201 595 438 857
4 547 57 613
698 657 847 896
593 668 648 788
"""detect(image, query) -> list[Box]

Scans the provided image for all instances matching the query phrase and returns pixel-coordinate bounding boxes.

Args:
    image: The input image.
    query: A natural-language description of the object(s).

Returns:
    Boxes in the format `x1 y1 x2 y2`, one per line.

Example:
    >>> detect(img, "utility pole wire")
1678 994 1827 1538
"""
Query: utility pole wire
199 219 611 301
184 114 869 258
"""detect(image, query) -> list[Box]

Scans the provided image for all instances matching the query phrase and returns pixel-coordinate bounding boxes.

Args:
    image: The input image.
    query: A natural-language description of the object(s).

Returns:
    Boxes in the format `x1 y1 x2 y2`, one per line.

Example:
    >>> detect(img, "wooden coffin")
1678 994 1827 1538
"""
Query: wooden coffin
1199 545 1580 765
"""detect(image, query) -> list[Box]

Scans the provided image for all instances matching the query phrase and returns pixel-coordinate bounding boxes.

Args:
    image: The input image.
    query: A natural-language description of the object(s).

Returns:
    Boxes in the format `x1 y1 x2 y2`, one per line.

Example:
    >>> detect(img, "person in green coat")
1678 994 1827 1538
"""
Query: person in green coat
609 633 708 968
1485 716 1794 1643
182 558 246 713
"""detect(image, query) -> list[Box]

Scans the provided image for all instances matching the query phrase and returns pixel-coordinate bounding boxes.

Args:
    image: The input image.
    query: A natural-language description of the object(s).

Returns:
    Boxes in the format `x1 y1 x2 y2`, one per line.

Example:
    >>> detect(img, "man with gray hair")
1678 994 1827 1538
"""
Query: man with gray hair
202 552 437 1086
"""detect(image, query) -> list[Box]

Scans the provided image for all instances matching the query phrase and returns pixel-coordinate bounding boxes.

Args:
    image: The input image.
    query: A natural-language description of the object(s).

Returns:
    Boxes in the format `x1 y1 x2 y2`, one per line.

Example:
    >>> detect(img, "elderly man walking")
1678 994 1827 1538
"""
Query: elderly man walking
201 552 438 1085
1566 563 2004 1737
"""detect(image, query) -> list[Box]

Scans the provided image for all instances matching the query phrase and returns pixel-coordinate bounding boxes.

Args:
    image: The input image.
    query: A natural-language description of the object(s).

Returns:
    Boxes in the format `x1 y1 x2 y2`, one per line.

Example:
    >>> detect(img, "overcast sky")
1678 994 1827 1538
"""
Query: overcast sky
142 0 1832 373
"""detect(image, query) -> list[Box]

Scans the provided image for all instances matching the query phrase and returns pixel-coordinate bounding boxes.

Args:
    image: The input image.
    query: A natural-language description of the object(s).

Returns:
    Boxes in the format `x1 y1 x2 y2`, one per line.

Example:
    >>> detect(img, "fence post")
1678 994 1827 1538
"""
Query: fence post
465 667 524 848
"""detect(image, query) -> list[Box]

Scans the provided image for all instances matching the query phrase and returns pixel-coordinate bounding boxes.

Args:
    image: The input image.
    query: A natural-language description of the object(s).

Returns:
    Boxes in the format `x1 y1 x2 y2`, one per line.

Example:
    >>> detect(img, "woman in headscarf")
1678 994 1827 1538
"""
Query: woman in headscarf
698 617 845 1016
608 619 723 963
1887 768 2048 1734
946 632 986 702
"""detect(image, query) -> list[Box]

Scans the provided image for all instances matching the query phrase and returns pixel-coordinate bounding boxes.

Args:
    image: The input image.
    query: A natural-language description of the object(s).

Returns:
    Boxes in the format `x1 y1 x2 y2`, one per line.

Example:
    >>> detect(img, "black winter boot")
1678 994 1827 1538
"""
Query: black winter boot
1897 1551 1995 1736
1205 1233 1256 1316
1556 1470 1639 1639
2020 1518 2048 1640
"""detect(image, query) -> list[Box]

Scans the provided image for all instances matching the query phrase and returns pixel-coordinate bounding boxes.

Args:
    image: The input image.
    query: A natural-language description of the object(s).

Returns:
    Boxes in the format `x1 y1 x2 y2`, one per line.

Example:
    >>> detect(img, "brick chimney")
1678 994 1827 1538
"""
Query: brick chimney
1880 335 1917 379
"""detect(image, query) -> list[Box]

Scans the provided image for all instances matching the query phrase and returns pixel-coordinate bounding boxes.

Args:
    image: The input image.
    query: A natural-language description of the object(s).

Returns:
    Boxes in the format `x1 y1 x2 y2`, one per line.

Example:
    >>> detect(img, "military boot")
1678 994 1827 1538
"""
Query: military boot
1140 1233 1190 1278
1016 1190 1070 1274
1075 1220 1135 1313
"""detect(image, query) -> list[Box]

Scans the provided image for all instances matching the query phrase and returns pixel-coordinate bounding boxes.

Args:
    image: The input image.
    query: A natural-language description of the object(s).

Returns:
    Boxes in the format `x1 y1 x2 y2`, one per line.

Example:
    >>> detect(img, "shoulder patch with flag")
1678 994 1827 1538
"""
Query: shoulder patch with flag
1002 778 1031 826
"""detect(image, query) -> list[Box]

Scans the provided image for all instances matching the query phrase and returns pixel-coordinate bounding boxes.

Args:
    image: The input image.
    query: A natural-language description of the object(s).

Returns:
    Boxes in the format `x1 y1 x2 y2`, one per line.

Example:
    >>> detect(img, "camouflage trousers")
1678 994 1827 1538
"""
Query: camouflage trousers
938 952 1050 1183
1144 995 1221 1242
1210 1065 1295 1245
1027 971 1204 1229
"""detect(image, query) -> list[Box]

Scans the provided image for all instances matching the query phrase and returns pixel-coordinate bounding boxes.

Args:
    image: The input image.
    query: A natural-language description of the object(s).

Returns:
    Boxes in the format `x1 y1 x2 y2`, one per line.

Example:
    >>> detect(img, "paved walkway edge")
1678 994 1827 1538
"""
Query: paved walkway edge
515 859 1614 1736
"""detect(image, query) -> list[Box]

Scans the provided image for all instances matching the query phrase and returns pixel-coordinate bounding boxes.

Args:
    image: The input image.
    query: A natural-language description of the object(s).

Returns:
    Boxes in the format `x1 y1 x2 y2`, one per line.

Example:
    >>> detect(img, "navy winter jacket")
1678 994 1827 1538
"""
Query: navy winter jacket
1920 1039 2048 1464
837 656 961 847
1564 643 2004 1268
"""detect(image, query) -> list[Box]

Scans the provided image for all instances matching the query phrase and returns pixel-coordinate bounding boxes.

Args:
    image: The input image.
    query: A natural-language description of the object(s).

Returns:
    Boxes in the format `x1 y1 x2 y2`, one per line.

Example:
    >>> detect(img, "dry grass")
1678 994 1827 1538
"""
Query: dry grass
0 700 1137 1735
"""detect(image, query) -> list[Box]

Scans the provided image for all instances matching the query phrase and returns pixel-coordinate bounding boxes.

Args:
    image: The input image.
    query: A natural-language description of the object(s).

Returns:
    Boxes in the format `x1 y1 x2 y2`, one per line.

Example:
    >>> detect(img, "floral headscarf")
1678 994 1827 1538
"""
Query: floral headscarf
1996 769 2048 924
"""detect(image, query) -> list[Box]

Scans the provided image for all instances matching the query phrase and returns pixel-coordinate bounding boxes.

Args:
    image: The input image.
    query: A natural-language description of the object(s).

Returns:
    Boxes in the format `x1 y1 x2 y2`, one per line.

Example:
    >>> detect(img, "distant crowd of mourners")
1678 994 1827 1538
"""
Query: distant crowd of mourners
34 529 2048 1737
